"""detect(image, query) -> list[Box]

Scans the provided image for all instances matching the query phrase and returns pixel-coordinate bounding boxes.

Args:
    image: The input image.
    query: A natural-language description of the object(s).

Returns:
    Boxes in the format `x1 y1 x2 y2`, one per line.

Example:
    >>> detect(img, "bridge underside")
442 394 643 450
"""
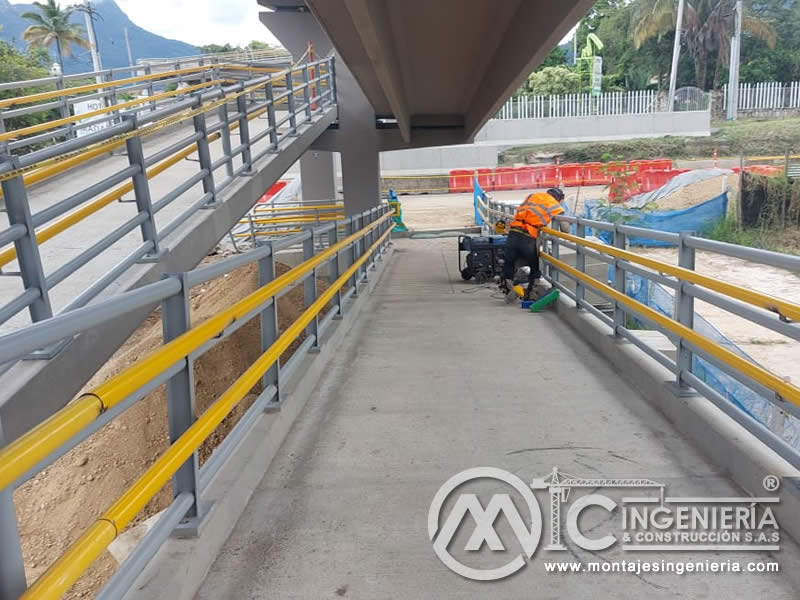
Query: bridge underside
181 238 798 598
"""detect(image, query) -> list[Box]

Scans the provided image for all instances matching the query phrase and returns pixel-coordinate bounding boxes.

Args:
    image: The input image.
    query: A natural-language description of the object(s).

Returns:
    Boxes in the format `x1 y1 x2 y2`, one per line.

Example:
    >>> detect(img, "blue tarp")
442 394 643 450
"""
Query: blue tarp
585 192 728 247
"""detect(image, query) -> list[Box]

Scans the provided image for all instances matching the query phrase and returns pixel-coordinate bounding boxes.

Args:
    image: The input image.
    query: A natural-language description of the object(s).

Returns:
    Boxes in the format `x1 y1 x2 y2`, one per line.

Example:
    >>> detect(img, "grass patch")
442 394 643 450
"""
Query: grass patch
700 217 775 250
499 117 800 164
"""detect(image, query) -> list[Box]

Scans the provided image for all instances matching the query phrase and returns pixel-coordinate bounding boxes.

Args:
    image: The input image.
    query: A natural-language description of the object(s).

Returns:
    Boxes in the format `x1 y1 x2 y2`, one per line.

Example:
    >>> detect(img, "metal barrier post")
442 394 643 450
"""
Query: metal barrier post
265 80 278 152
55 76 74 140
349 217 360 296
550 236 560 283
329 57 338 103
217 92 235 179
302 64 312 120
330 224 343 319
287 69 298 136
236 94 254 173
258 241 281 408
0 419 26 600
612 224 627 336
144 65 156 111
675 231 696 392
0 169 53 322
575 221 586 307
123 116 163 260
192 108 217 206
303 230 320 351
104 72 120 124
161 273 205 531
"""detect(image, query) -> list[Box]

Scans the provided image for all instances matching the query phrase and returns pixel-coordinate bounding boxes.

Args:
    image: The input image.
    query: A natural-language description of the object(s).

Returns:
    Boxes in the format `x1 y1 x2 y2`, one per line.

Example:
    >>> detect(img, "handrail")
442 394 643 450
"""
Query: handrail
0 212 390 491
0 209 392 599
541 227 800 322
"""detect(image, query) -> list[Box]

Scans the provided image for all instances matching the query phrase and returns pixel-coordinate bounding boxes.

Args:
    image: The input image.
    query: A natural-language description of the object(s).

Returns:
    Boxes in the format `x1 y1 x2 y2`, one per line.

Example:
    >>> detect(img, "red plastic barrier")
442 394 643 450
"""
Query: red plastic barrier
493 167 517 191
513 166 537 189
257 180 288 203
560 163 582 187
538 164 560 188
477 168 495 192
448 169 473 193
580 162 608 186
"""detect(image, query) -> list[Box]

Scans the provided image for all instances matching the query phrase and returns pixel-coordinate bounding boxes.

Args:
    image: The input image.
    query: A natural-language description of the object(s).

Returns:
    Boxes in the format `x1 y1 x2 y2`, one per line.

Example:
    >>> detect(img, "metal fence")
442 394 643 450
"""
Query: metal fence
475 193 800 470
494 88 711 120
0 55 337 337
722 82 800 111
0 204 392 599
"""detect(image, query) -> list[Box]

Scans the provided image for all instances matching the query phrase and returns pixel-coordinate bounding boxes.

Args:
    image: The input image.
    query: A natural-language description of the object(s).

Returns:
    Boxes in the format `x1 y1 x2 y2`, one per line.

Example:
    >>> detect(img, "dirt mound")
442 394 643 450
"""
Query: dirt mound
15 260 329 598
654 174 738 212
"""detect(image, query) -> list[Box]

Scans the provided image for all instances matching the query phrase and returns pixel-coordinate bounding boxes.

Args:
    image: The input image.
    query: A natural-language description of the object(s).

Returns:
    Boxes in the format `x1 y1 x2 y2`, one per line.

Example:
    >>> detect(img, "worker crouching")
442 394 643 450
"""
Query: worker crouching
501 188 567 302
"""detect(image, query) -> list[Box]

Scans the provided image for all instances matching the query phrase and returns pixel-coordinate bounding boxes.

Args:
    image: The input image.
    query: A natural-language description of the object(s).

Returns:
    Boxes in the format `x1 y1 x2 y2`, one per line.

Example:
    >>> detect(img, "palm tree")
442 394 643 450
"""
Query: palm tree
21 0 90 72
633 0 776 90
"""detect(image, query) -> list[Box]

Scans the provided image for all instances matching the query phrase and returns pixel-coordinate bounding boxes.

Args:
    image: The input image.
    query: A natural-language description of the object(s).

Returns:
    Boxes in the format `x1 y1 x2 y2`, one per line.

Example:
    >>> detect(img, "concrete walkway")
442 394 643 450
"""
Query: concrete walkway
194 237 797 599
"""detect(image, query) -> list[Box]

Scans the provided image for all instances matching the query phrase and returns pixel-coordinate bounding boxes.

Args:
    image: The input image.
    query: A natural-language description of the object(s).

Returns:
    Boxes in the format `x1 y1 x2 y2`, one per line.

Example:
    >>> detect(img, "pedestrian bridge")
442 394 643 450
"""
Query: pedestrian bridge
0 2 799 598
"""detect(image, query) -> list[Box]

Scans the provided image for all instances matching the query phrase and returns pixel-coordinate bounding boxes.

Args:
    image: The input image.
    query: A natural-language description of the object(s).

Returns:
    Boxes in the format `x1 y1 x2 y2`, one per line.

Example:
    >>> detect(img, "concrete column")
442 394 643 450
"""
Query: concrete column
300 151 337 201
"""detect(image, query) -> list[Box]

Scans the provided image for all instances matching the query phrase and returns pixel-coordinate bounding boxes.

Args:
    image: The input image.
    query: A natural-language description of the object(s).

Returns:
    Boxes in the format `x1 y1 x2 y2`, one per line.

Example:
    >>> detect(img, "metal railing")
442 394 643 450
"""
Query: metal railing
0 204 392 599
0 55 337 337
475 193 800 470
231 201 346 246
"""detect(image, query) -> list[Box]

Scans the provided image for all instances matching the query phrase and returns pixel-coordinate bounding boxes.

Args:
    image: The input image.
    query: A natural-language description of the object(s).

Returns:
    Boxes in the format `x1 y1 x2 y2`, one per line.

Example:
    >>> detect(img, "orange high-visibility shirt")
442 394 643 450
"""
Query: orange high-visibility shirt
509 192 565 238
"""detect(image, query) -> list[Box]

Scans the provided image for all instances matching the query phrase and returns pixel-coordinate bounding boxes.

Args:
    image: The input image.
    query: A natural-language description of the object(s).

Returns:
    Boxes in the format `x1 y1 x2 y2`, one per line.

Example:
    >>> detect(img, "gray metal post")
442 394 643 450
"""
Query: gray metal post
235 94 253 173
192 109 216 206
258 242 280 408
287 69 297 136
104 71 120 124
330 223 343 318
302 64 312 120
217 93 235 179
55 76 74 139
123 116 163 260
161 273 204 528
144 65 156 111
303 230 320 351
575 221 586 306
0 170 53 322
0 418 26 600
348 217 359 296
675 231 696 391
550 237 560 283
612 224 627 335
329 56 338 103
265 81 278 152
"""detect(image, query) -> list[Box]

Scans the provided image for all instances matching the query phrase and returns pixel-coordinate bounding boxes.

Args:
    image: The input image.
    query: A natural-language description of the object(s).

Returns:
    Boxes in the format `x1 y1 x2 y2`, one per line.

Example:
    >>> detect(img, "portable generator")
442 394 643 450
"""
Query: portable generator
458 235 506 284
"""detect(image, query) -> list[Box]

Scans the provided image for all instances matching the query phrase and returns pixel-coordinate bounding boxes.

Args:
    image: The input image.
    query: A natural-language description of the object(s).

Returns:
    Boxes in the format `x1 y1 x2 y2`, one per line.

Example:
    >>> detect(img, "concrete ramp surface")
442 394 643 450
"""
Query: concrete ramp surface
193 238 798 599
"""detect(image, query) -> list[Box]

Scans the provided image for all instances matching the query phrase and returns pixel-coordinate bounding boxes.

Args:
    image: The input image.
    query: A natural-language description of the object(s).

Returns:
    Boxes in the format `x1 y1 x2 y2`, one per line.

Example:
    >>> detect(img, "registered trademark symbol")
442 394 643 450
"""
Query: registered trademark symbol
763 474 780 492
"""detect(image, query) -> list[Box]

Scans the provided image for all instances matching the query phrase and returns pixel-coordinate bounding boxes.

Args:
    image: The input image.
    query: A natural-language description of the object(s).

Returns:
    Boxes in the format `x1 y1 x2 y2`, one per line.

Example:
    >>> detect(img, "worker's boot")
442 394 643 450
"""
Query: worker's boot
503 279 517 304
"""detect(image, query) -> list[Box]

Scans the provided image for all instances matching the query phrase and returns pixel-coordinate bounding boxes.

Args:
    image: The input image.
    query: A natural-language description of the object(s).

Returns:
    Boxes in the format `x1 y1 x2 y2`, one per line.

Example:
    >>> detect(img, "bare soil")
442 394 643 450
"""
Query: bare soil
653 174 738 212
15 259 328 598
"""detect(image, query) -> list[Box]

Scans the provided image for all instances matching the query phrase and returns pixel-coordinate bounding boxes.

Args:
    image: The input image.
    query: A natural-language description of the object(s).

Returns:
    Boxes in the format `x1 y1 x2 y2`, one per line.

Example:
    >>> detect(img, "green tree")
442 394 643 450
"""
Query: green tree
538 46 568 70
200 43 237 55
0 41 57 136
21 0 90 73
633 0 776 90
526 66 581 95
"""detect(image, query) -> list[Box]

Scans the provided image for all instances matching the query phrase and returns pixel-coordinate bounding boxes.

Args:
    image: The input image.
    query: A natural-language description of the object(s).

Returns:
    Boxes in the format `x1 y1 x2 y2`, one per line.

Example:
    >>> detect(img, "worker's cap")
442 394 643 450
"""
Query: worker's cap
547 188 565 202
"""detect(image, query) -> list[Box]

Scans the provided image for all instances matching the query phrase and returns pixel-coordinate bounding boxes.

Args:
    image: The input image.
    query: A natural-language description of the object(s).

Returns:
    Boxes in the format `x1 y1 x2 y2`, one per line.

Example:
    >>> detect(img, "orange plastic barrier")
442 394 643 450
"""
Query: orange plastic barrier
560 163 582 187
538 164 560 188
513 166 537 189
477 168 495 192
493 167 517 191
581 162 609 186
448 169 473 193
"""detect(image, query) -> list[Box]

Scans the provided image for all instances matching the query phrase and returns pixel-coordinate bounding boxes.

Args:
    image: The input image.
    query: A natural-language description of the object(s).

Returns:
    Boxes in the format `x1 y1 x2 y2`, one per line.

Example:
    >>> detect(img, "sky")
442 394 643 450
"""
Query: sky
9 0 281 48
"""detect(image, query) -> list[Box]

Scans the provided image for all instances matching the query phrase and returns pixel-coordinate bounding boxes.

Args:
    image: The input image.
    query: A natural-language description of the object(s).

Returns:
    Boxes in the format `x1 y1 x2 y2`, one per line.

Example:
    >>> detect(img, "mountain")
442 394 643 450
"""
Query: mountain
0 0 198 74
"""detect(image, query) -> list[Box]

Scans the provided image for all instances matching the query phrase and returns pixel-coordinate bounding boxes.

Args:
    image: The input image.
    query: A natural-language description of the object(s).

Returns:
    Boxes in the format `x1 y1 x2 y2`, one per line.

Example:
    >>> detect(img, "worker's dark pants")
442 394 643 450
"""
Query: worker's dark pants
502 229 540 284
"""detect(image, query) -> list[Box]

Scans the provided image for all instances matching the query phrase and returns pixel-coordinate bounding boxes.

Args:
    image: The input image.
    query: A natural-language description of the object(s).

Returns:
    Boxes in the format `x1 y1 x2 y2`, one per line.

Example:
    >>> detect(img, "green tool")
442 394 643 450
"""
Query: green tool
529 289 560 312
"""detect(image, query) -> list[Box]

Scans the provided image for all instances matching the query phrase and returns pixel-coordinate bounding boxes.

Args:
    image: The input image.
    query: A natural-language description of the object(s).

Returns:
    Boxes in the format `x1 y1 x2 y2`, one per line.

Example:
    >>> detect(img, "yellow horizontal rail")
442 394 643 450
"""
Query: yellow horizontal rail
0 64 217 110
0 80 223 142
0 213 391 493
541 227 800 322
540 251 800 409
245 214 343 226
22 222 391 599
253 203 343 213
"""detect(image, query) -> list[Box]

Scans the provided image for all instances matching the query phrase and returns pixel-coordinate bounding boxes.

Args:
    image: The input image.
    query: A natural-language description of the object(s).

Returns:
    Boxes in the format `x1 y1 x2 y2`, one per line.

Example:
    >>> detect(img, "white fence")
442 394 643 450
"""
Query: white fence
722 82 800 111
495 89 708 120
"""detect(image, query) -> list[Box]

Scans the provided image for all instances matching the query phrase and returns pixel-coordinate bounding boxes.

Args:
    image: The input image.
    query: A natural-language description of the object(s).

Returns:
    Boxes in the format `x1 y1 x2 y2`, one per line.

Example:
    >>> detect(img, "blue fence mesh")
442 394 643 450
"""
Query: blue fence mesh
585 193 729 247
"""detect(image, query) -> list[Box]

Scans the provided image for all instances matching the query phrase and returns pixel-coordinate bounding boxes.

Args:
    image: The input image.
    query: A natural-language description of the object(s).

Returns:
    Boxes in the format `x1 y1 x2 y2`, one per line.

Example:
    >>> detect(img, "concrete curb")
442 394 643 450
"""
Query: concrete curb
554 297 800 560
122 247 393 600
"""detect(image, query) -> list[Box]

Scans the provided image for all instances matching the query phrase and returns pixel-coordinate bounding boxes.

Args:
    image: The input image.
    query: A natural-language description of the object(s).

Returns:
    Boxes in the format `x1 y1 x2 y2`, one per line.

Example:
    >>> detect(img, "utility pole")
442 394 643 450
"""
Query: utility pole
124 27 134 67
83 0 103 84
667 0 685 111
727 0 743 121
